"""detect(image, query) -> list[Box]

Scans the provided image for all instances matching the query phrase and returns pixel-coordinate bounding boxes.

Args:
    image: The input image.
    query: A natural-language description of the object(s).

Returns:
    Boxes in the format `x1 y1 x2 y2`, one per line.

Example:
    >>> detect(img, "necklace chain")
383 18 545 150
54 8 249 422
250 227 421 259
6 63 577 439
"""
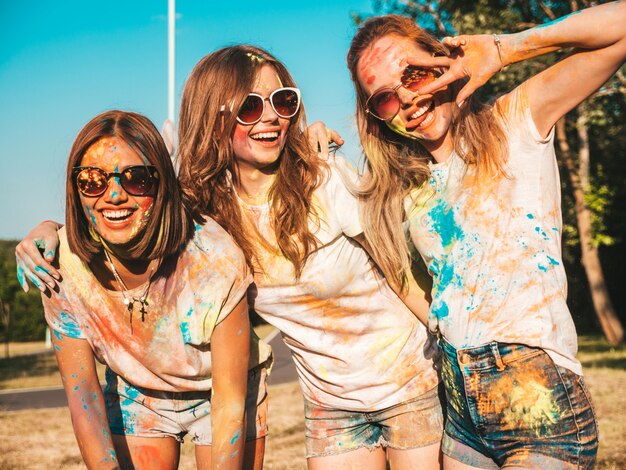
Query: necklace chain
103 250 156 330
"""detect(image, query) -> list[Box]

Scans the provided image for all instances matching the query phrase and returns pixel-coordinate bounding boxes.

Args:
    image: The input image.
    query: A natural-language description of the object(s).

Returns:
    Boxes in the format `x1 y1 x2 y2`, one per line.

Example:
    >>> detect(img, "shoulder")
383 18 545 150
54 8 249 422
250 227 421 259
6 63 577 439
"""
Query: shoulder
495 85 554 145
190 218 248 271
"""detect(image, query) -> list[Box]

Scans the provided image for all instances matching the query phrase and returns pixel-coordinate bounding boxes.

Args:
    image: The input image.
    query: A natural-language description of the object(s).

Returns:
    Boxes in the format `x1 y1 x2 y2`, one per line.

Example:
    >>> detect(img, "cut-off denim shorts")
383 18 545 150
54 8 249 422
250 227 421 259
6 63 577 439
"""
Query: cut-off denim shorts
104 363 269 445
304 385 443 458
440 337 598 469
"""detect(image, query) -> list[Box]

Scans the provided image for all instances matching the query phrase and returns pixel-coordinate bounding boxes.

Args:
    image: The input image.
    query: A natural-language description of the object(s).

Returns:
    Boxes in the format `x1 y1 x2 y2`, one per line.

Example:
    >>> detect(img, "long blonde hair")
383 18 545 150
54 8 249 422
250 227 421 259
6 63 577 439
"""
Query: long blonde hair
347 15 508 289
177 45 324 277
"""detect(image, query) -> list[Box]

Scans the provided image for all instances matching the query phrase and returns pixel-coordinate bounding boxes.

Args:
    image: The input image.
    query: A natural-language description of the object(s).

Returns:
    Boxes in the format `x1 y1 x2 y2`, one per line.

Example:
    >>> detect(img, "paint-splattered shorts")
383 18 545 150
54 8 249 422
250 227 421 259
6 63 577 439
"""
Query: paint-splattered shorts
103 363 269 445
303 385 443 458
440 337 598 469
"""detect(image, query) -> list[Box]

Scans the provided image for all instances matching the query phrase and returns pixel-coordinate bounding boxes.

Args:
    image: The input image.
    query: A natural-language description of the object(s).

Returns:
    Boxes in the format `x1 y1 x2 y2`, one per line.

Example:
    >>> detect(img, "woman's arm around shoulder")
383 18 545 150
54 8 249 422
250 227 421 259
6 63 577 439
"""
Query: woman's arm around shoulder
52 331 119 469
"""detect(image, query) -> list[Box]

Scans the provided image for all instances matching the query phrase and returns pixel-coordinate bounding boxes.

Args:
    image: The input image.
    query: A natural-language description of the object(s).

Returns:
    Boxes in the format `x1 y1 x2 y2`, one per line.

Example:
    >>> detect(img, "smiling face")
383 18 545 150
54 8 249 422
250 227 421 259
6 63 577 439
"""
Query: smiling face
78 136 155 246
357 34 455 158
231 64 291 173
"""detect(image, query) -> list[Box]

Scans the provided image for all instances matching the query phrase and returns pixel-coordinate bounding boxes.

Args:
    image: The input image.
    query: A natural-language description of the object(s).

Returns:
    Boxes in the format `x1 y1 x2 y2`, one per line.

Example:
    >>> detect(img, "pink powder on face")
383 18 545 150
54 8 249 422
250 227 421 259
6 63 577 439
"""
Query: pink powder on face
366 75 376 85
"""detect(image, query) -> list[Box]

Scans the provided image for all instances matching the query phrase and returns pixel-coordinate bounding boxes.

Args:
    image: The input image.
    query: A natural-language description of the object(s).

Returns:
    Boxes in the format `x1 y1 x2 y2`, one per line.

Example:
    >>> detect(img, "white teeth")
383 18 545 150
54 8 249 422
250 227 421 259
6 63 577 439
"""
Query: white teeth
251 132 279 140
102 209 133 220
410 103 431 120
418 110 435 128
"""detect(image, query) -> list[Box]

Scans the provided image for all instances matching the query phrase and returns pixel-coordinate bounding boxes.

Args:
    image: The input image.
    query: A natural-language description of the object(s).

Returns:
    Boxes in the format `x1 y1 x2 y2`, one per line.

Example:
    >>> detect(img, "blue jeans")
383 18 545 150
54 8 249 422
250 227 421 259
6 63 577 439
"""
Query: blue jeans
440 338 598 469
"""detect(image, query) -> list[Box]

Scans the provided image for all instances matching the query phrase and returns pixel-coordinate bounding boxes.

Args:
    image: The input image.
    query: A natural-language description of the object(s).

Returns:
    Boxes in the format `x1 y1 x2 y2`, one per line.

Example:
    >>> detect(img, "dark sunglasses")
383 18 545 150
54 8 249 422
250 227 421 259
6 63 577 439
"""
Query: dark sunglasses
73 165 158 197
231 87 301 125
365 66 439 121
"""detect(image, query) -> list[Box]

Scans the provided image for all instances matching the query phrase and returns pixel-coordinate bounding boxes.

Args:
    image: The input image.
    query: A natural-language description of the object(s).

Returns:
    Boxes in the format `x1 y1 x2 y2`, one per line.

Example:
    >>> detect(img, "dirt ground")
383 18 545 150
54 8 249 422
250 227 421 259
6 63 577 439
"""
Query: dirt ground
1 369 625 469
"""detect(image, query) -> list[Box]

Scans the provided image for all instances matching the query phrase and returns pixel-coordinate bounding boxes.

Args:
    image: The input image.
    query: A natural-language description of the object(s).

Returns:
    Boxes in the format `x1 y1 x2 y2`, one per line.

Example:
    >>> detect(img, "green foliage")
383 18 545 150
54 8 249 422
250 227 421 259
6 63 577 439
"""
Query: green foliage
0 240 46 342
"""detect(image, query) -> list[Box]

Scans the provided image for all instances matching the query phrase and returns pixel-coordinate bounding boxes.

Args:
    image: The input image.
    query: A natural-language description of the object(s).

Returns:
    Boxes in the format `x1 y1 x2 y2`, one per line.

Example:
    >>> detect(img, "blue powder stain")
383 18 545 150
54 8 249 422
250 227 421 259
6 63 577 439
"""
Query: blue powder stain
195 223 202 231
55 345 61 351
526 213 534 219
552 227 559 232
60 311 82 338
74 386 79 391
53 330 63 340
121 410 135 433
535 226 541 233
85 206 97 226
93 394 98 400
34 265 50 275
16 264 26 288
431 300 449 319
111 191 119 198
428 201 464 248
230 432 241 445
538 264 547 272
547 256 560 266
438 261 456 288
180 322 192 343
187 307 193 318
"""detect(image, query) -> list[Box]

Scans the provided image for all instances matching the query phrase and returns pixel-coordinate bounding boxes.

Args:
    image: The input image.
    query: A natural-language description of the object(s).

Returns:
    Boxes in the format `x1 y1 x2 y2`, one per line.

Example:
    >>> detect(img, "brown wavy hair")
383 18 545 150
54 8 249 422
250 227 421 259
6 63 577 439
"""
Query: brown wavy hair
65 110 193 264
177 45 324 277
347 15 508 289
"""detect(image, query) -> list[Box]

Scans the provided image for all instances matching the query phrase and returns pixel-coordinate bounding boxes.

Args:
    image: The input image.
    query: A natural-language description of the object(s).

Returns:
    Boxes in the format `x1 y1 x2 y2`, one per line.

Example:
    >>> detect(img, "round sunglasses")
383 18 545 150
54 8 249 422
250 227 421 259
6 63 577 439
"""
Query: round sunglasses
73 165 158 197
235 87 301 125
365 66 439 121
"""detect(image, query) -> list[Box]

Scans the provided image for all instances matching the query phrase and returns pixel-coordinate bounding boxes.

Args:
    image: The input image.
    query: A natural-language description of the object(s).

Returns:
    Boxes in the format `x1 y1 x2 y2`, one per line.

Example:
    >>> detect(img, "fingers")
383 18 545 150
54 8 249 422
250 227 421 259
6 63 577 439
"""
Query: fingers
417 71 459 96
307 121 344 161
442 36 468 49
406 55 451 69
16 257 49 294
15 242 61 292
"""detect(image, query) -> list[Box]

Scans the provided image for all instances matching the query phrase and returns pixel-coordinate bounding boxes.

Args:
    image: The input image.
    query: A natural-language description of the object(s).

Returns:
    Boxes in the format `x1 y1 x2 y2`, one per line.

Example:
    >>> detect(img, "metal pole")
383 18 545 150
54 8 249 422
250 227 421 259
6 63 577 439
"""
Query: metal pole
168 0 175 124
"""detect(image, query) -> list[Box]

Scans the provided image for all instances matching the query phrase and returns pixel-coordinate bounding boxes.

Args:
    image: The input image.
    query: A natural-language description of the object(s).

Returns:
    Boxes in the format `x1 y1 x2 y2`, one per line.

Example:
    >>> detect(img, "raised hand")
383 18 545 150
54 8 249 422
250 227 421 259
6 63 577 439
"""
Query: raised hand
407 34 504 106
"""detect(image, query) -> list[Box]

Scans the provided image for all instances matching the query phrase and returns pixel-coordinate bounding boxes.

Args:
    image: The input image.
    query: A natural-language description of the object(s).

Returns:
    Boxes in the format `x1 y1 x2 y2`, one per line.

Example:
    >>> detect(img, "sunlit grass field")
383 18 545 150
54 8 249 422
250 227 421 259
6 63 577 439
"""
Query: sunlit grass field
0 335 624 469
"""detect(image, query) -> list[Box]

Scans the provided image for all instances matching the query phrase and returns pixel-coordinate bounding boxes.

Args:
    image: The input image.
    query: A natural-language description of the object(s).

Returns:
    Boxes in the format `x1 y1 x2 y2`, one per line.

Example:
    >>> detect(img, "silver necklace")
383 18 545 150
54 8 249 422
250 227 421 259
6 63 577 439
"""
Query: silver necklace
103 250 156 328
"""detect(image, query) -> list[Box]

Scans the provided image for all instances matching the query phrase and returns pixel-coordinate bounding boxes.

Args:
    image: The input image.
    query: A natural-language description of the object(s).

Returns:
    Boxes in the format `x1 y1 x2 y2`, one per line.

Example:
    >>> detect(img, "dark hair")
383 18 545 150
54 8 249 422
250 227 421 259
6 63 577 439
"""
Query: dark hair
65 110 193 263
177 44 324 277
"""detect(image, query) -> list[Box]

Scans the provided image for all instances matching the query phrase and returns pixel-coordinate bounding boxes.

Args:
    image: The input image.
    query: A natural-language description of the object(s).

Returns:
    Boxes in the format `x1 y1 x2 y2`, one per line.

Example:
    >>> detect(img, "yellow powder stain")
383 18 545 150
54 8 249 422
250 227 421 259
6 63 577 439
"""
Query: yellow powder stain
502 379 560 433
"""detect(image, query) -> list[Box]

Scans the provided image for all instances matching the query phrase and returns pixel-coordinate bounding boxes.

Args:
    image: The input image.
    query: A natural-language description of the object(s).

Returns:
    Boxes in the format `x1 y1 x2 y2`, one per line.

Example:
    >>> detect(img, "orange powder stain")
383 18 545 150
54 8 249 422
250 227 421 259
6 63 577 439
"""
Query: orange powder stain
366 75 376 85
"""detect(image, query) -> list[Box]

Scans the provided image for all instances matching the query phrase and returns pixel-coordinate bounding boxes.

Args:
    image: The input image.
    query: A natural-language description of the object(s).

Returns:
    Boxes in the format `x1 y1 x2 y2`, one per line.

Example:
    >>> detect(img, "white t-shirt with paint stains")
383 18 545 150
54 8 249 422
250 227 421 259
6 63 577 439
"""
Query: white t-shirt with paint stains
241 158 439 411
405 86 582 375
42 221 272 392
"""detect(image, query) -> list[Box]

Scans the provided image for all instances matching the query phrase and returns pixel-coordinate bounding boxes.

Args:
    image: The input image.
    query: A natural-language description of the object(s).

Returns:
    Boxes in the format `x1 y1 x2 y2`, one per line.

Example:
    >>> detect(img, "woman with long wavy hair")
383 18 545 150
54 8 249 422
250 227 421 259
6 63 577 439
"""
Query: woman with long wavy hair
17 45 442 469
347 3 626 469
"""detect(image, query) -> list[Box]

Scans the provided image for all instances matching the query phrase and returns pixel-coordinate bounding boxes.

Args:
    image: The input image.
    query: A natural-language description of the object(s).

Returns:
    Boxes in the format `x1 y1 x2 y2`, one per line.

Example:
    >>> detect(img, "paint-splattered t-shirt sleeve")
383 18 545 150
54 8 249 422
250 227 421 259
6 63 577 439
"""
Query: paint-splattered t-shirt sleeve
185 221 253 344
323 157 364 238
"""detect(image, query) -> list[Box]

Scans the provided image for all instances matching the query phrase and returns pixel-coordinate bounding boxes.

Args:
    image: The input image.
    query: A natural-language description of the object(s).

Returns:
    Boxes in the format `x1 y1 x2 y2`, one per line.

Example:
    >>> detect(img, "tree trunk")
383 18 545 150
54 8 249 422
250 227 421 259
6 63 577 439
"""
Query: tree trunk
0 298 9 358
556 117 624 346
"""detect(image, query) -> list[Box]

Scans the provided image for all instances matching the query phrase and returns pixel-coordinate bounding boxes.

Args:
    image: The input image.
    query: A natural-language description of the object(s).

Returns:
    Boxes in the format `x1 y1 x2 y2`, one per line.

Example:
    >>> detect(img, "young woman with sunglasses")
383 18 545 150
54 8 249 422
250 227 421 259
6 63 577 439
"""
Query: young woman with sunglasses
18 45 442 469
31 110 271 469
347 2 626 469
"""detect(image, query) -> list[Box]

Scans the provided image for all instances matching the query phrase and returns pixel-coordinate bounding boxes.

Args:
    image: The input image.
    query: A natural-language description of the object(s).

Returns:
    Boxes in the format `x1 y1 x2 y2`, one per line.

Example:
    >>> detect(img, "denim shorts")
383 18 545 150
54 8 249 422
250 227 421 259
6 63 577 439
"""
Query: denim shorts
104 363 269 445
304 385 443 458
440 337 598 469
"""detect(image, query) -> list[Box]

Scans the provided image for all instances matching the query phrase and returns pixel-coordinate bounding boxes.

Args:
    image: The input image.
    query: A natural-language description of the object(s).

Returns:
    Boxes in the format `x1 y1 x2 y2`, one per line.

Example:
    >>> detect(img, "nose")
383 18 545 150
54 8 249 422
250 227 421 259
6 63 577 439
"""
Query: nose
104 177 128 203
260 97 279 123
397 86 416 107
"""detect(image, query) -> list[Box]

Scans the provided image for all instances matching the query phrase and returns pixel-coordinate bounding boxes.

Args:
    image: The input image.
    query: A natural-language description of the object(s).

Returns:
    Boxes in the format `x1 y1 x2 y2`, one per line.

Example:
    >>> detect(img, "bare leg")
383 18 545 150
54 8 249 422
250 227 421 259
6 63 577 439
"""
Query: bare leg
444 454 491 470
195 437 266 470
112 434 180 470
308 445 387 470
387 442 442 470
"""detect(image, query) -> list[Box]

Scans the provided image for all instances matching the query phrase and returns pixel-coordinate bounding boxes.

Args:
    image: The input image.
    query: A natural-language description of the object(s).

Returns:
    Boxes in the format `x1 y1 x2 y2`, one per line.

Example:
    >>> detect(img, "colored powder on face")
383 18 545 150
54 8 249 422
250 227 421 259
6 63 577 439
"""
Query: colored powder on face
85 205 97 226
366 75 376 84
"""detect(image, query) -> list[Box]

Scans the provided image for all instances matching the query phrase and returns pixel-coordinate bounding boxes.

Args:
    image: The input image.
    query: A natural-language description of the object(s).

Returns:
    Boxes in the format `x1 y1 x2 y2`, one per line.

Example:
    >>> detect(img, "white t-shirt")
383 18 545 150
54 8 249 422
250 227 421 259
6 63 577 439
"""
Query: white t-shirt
240 158 439 411
405 86 582 375
43 220 272 392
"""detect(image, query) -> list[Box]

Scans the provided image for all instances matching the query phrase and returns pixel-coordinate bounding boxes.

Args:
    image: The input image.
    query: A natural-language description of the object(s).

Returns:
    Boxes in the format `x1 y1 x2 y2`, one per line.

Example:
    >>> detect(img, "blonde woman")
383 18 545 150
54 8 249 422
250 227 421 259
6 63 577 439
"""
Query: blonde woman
347 2 626 469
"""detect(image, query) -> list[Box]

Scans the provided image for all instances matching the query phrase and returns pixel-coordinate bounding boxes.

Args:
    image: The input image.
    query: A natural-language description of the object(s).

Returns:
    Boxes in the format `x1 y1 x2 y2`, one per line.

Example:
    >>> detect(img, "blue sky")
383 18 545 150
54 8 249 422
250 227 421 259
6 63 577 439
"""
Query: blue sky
0 0 375 239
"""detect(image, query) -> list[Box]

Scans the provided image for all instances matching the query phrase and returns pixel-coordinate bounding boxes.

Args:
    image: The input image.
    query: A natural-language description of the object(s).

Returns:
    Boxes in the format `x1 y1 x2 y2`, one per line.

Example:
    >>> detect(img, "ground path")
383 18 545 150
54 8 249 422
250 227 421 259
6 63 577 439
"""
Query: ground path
0 330 297 411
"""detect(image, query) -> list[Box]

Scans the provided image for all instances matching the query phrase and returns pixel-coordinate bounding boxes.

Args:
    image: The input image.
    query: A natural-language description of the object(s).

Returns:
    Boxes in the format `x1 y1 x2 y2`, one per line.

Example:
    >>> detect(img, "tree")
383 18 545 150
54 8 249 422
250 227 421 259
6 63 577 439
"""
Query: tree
354 0 625 344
